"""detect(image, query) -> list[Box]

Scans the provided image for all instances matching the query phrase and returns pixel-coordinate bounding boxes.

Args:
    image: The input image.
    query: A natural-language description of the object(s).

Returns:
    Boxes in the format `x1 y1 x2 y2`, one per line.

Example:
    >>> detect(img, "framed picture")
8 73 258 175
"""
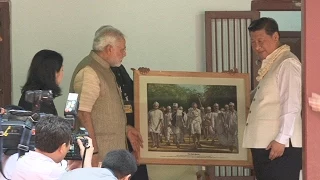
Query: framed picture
134 70 252 166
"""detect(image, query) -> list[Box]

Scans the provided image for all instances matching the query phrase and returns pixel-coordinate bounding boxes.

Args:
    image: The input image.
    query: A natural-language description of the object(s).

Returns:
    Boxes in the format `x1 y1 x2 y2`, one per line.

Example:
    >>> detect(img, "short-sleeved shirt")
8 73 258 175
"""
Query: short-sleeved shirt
11 151 67 180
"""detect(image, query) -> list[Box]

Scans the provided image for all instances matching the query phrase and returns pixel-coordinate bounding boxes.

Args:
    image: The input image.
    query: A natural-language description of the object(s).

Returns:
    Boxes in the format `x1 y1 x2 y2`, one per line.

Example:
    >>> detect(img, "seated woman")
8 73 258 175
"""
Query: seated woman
18 49 64 115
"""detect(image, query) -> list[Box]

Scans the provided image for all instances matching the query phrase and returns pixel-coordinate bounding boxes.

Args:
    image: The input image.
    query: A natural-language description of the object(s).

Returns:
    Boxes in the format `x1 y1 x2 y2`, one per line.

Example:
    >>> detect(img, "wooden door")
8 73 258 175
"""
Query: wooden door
280 31 301 60
0 0 11 107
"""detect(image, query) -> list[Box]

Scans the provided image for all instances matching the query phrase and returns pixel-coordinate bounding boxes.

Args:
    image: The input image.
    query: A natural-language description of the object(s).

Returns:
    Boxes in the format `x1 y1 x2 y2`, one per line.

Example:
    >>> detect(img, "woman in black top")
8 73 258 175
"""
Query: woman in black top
19 50 64 115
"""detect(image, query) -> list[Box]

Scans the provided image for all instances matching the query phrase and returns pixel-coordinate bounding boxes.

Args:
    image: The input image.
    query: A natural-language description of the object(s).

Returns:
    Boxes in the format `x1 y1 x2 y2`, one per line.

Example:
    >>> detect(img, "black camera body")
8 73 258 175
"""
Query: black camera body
25 90 54 113
0 90 88 160
64 127 89 160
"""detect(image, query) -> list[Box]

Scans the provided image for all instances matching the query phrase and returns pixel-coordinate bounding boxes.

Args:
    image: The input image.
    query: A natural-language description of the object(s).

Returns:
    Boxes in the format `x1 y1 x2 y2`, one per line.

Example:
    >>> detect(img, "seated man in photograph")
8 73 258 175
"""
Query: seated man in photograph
11 114 94 180
59 149 137 180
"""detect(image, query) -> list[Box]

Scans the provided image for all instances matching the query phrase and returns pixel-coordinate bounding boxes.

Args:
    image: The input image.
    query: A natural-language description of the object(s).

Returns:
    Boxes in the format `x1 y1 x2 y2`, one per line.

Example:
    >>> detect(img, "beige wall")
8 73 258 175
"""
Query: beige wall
10 1 253 179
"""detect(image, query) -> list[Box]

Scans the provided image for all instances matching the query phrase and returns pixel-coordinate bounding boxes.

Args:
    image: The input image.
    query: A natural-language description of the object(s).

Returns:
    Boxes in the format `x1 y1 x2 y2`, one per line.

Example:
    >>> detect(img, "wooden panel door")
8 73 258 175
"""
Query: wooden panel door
205 11 260 89
0 0 11 107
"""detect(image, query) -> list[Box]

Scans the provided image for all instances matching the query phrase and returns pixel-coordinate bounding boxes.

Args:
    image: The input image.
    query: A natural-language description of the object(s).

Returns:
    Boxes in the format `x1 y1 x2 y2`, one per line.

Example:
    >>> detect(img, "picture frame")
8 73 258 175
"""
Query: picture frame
134 70 252 166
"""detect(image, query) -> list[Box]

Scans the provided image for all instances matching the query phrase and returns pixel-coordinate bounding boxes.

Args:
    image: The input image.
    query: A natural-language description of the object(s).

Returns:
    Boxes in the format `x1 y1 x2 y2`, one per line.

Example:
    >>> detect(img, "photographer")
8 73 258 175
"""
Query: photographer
18 49 64 115
59 149 137 180
11 114 94 180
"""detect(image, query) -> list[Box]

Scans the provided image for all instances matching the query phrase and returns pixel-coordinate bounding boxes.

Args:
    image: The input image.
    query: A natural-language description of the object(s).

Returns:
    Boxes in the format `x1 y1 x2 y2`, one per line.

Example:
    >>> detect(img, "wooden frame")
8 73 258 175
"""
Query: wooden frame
0 0 11 107
251 0 301 11
134 70 252 166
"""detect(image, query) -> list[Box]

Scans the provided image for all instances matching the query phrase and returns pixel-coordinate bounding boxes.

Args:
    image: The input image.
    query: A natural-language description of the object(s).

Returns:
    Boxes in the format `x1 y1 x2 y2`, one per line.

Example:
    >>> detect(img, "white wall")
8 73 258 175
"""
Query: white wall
10 1 260 179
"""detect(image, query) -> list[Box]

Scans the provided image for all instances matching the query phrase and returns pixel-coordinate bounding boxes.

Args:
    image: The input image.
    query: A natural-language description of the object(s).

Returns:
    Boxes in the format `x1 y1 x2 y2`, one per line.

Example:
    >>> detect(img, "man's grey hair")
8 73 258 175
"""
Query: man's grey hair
92 25 125 51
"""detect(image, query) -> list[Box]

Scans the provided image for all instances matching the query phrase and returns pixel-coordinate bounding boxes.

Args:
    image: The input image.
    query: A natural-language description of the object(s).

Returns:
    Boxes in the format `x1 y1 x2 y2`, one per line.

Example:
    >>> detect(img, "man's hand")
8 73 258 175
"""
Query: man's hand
223 68 239 75
77 111 100 167
78 137 94 158
0 108 6 115
67 160 82 170
138 67 150 74
127 125 143 152
67 137 95 169
309 93 320 112
130 67 150 75
266 140 285 160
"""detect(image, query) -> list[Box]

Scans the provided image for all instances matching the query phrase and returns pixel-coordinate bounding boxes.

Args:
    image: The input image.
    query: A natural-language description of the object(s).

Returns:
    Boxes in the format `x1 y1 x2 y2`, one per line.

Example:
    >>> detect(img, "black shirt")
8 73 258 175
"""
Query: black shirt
111 65 135 127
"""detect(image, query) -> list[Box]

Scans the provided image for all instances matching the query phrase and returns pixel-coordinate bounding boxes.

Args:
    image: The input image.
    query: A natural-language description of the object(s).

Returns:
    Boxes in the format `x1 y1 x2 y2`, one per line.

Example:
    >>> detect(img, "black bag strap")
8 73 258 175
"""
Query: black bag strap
17 119 33 158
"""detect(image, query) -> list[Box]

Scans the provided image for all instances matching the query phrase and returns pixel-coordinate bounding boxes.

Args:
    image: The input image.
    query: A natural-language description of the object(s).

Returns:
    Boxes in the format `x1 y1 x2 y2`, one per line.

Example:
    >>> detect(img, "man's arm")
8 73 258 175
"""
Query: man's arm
275 59 301 145
267 58 301 160
72 67 100 165
77 111 98 154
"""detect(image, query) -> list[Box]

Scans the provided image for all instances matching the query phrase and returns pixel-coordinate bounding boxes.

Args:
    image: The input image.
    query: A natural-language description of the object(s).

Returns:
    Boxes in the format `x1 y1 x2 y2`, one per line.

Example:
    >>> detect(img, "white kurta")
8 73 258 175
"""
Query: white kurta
189 108 202 134
148 109 163 133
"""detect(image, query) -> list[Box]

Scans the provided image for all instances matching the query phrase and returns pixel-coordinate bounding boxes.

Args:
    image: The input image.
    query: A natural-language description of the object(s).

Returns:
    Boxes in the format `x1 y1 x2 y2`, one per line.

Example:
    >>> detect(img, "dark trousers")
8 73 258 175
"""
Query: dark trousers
251 144 302 180
131 164 149 180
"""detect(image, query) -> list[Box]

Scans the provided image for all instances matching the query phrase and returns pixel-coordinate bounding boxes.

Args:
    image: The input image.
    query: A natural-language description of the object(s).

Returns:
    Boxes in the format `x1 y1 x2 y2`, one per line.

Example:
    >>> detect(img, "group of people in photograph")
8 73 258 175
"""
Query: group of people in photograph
147 101 238 152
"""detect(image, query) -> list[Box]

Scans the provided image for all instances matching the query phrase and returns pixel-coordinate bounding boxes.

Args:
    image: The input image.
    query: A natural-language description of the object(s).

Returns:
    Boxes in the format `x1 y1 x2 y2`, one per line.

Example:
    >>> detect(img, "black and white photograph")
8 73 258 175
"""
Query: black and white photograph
146 83 238 154
134 70 251 166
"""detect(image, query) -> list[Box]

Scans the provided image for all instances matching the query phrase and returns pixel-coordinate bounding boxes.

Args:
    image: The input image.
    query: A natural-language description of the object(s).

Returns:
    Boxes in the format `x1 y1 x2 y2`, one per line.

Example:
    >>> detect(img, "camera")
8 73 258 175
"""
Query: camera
0 110 37 156
63 93 90 160
64 127 89 160
0 90 88 160
25 90 54 113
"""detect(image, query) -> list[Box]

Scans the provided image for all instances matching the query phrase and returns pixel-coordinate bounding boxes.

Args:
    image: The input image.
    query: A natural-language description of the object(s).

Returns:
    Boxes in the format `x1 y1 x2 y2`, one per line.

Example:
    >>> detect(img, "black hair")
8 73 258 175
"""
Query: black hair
35 114 72 153
101 149 137 179
248 17 280 37
21 49 63 98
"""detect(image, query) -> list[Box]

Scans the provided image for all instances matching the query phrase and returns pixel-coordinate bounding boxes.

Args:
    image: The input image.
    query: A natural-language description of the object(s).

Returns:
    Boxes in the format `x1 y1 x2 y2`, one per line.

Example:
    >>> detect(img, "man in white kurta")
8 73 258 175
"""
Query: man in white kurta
203 107 214 140
242 17 302 180
228 102 238 152
189 102 202 149
148 101 164 148
164 106 173 145
171 103 184 148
